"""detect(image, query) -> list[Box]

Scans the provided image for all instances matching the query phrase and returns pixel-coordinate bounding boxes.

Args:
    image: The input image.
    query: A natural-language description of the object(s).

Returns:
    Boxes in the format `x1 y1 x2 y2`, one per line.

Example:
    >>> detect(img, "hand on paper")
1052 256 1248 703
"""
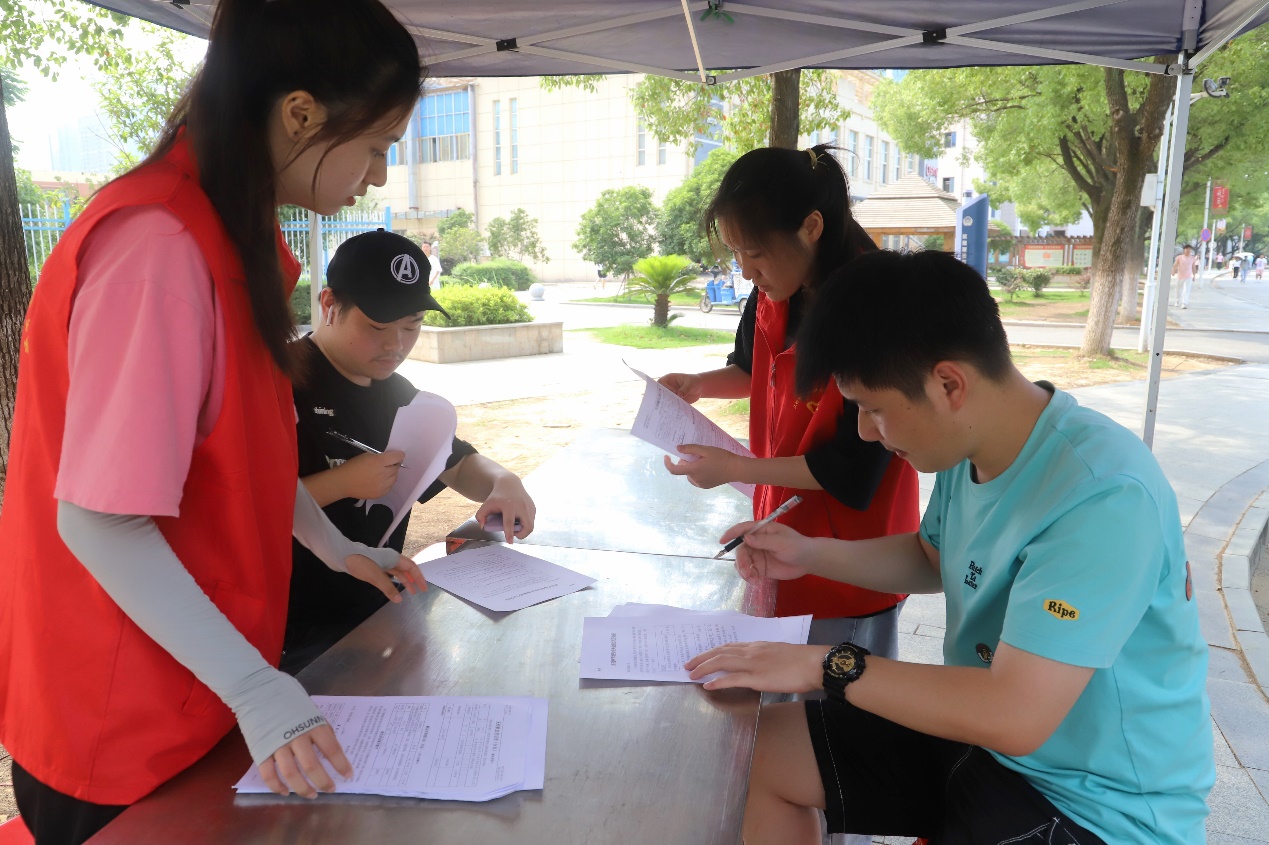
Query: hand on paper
664 443 744 488
723 520 813 584
257 723 353 798
685 642 829 693
345 553 427 602
336 450 405 500
656 372 704 404
476 475 537 543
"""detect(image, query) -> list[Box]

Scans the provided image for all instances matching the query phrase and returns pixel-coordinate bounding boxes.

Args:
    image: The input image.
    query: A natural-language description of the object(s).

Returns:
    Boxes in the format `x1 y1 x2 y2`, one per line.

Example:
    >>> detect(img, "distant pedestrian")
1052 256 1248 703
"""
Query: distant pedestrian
594 265 608 290
1172 244 1198 308
1215 252 1225 271
1256 255 1266 281
1240 255 1252 284
1228 255 1242 282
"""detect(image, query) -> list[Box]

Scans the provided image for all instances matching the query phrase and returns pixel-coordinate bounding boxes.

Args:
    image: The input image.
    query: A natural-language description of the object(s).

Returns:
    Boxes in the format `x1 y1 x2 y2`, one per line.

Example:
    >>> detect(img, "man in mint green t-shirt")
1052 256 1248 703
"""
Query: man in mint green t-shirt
686 249 1213 844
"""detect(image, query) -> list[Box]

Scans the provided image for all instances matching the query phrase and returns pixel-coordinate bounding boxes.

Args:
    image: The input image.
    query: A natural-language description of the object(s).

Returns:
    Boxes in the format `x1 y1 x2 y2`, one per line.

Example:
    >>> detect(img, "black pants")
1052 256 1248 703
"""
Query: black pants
11 760 128 845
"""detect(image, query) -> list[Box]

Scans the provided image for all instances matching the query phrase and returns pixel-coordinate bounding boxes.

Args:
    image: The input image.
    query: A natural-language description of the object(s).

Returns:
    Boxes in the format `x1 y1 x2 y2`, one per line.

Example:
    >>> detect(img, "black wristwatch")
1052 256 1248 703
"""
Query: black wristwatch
822 642 870 703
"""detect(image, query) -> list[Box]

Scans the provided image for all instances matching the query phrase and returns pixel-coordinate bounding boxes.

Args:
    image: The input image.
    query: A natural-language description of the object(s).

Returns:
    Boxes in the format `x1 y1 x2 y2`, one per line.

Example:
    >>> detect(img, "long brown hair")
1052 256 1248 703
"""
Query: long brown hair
139 0 424 379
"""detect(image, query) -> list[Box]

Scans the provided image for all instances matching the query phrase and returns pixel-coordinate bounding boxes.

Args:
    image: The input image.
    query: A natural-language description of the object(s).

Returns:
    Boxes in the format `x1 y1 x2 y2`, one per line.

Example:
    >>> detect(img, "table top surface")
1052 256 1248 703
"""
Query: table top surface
90 535 775 844
448 428 754 559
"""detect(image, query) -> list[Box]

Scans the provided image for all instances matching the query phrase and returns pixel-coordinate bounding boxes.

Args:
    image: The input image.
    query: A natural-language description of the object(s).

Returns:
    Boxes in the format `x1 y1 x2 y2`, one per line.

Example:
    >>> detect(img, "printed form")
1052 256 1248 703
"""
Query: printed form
626 363 756 498
366 391 458 546
234 695 548 801
416 545 596 612
580 609 812 683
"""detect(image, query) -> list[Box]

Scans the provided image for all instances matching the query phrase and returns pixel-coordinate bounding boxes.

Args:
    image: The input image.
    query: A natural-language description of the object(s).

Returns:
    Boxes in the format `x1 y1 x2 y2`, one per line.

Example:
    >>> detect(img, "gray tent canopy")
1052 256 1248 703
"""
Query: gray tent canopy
79 0 1269 445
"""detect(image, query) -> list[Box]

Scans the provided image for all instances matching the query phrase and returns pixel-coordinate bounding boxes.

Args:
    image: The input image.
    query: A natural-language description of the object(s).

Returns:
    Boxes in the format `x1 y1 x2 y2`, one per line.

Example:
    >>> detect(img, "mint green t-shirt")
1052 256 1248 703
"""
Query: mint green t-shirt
919 388 1213 844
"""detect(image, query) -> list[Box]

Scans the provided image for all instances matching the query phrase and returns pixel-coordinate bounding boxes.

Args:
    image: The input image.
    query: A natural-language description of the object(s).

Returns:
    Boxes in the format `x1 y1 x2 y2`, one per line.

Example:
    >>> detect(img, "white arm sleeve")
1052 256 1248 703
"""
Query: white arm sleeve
56 500 325 766
291 479 401 572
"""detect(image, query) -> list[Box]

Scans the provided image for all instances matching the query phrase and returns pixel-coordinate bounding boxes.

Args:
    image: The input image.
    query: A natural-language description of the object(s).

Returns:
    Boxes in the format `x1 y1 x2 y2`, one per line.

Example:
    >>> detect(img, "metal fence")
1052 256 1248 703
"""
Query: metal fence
20 200 391 284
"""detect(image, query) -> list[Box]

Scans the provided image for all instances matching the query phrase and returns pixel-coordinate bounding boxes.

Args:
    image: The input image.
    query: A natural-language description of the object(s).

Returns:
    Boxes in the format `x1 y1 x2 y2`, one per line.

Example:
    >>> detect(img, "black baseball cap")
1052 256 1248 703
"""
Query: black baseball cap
326 228 449 322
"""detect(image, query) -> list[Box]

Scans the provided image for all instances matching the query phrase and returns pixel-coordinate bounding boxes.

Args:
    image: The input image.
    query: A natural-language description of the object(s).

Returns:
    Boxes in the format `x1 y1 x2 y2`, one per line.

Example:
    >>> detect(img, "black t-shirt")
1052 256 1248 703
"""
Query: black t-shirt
288 336 477 631
725 291 892 510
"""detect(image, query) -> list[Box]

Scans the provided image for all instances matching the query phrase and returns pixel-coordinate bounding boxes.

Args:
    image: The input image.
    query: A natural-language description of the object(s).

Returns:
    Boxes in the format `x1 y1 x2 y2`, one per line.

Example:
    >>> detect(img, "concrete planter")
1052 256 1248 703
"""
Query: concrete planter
407 321 563 364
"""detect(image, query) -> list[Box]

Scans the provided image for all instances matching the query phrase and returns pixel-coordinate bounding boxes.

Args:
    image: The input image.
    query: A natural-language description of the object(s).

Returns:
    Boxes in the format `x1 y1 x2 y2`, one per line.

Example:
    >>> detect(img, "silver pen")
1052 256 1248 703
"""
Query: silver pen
327 430 408 468
713 495 804 560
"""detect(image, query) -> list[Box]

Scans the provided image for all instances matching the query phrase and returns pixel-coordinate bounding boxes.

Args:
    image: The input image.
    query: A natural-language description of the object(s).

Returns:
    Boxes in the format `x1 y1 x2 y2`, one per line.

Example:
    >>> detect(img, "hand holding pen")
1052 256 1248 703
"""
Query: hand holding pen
713 495 804 560
327 430 408 468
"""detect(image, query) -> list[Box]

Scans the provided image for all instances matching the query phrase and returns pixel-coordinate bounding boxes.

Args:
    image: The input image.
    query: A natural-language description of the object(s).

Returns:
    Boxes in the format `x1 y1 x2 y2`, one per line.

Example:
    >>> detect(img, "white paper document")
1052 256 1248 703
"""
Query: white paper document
626 363 756 498
233 695 548 801
365 391 458 546
580 606 812 683
416 545 596 612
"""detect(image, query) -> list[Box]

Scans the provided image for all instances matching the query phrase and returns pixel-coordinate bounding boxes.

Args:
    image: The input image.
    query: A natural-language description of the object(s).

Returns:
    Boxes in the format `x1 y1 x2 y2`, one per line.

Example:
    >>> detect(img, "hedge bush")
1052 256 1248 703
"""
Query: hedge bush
450 258 536 291
993 267 1027 302
423 286 534 328
291 282 313 324
1024 268 1052 297
1051 265 1087 275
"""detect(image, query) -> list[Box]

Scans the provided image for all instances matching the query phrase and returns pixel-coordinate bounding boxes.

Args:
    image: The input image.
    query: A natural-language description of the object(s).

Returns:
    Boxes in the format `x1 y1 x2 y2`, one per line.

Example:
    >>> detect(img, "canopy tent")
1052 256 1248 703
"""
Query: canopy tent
80 0 1269 446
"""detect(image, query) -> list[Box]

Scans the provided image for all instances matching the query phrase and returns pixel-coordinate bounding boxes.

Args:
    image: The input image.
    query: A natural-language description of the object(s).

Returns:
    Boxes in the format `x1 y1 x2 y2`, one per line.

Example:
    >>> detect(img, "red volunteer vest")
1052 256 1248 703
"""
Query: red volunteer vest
0 136 299 804
749 292 919 619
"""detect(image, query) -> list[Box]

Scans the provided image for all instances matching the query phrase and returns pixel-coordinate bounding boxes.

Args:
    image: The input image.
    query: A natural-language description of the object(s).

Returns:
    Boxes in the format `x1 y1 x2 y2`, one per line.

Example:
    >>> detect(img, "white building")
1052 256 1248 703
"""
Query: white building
924 117 1021 235
375 71 972 282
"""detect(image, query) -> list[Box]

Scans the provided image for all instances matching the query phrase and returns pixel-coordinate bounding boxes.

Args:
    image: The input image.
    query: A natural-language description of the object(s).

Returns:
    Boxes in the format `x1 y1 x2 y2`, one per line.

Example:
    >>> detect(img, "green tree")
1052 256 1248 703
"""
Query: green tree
658 147 739 262
436 208 484 266
542 70 849 153
1 0 130 485
627 254 696 328
93 23 197 172
486 208 549 263
573 186 658 281
873 61 1176 356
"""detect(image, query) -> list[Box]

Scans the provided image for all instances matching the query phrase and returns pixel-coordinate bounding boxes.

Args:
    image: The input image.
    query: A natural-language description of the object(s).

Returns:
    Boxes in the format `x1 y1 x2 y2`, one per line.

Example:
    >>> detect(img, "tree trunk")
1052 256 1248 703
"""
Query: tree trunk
1080 69 1171 357
769 70 801 149
653 294 670 328
0 82 34 498
1118 210 1148 323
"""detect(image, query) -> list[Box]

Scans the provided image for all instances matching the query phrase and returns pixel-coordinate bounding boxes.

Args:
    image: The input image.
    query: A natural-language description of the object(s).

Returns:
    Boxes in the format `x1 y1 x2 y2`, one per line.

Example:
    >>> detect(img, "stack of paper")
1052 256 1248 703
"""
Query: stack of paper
234 695 548 801
580 604 812 683
415 545 596 612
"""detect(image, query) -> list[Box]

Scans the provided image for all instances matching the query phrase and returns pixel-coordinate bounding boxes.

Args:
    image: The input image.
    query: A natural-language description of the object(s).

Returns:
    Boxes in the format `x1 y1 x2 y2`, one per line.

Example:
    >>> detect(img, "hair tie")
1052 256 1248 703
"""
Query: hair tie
806 148 820 169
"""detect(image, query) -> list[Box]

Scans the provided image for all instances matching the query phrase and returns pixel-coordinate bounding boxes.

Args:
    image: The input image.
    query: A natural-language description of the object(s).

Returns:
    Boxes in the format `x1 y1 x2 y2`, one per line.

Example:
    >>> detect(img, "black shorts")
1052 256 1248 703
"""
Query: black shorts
805 699 1106 844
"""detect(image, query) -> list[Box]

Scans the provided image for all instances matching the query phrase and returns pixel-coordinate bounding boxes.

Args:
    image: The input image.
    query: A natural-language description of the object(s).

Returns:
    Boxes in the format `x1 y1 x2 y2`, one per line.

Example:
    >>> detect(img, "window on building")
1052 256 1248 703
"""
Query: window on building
847 130 859 178
416 89 472 164
864 136 874 181
637 122 647 166
942 177 955 194
387 141 403 167
658 139 667 165
493 100 501 176
943 131 957 148
906 153 918 174
894 147 903 182
510 98 519 174
880 141 890 184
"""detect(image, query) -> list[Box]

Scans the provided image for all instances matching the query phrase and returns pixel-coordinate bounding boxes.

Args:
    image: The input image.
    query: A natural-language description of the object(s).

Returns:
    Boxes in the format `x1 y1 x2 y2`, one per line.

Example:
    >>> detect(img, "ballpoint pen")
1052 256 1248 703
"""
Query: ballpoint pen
327 430 408 468
713 495 804 560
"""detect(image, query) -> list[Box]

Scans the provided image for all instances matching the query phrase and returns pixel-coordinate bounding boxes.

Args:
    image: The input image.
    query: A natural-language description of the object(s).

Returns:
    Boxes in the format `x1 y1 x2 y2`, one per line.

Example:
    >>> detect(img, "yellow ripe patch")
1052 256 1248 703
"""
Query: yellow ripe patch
1044 599 1080 621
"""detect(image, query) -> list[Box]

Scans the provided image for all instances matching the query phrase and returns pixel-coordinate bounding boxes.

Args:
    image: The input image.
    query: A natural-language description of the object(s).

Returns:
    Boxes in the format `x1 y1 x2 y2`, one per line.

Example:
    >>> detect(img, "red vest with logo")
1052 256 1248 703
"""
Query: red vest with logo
749 292 919 619
0 136 299 804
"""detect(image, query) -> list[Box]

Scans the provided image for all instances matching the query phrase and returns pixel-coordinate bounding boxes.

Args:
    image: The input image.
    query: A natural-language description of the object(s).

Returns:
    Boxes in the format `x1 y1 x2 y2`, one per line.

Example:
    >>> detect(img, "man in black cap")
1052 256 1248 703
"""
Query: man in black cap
283 229 536 673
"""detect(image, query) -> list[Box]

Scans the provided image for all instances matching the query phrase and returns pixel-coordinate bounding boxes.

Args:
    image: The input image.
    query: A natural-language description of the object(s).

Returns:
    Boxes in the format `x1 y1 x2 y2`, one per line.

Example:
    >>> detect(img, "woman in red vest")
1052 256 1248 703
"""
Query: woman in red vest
0 1 428 842
660 144 920 657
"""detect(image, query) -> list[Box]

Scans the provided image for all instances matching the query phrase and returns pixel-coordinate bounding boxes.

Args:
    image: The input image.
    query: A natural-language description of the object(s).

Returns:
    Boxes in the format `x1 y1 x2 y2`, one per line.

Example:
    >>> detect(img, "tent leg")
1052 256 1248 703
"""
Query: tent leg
1139 102 1174 353
1141 68 1194 449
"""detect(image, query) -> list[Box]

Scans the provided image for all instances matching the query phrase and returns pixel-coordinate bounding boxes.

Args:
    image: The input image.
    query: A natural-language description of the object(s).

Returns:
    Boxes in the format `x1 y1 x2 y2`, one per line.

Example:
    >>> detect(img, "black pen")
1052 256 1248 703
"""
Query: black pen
713 495 804 560
327 430 408 468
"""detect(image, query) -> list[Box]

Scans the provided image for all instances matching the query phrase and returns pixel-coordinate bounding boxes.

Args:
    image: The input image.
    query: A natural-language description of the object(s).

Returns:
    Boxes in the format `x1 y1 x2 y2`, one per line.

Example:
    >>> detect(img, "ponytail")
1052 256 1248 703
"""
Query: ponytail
705 143 871 290
133 0 423 380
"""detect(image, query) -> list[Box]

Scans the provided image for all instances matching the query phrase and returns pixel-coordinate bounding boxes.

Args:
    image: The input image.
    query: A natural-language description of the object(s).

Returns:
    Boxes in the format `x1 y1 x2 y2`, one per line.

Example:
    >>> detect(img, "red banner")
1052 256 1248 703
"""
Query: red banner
1212 185 1230 211
1244 225 1254 241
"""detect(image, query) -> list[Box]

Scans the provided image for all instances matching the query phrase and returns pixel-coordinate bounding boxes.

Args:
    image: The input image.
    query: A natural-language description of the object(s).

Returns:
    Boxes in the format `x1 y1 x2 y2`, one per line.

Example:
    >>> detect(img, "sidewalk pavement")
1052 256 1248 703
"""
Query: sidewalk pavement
398 289 1269 841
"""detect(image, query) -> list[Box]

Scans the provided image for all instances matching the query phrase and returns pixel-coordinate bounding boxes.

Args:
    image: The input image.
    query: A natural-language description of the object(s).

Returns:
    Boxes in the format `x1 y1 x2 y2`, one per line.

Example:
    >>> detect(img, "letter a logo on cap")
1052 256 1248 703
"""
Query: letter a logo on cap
391 254 420 284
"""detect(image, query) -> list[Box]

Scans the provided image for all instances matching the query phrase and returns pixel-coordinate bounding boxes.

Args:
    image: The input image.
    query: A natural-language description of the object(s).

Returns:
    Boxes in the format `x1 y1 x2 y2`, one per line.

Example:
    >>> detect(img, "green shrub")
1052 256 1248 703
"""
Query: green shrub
1051 265 1086 275
1070 272 1092 295
1024 268 1053 297
423 286 533 328
291 281 313 324
450 258 536 291
993 267 1027 302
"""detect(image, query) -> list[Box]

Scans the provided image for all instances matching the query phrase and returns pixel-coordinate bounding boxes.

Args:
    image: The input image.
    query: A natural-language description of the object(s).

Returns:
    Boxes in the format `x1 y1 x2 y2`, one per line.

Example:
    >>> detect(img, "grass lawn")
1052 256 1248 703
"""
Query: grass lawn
581 325 735 349
578 289 703 306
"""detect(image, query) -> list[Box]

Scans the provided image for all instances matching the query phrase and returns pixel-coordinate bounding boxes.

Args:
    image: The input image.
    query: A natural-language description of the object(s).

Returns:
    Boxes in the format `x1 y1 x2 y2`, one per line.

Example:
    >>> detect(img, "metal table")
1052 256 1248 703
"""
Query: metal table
448 427 754 559
90 540 776 844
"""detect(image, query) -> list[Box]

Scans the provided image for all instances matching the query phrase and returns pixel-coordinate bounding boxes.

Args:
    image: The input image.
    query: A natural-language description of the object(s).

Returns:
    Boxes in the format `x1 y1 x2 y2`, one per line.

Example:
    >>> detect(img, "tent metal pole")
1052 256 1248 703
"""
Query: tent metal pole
1142 67 1195 448
1139 101 1175 353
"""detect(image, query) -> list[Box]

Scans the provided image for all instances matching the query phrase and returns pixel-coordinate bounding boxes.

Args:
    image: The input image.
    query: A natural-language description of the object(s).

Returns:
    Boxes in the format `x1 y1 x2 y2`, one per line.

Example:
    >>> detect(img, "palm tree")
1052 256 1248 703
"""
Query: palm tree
627 254 697 328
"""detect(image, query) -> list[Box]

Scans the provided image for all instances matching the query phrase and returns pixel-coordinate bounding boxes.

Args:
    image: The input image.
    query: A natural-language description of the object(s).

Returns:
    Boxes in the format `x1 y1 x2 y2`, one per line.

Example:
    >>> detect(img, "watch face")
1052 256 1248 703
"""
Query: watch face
828 652 857 676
